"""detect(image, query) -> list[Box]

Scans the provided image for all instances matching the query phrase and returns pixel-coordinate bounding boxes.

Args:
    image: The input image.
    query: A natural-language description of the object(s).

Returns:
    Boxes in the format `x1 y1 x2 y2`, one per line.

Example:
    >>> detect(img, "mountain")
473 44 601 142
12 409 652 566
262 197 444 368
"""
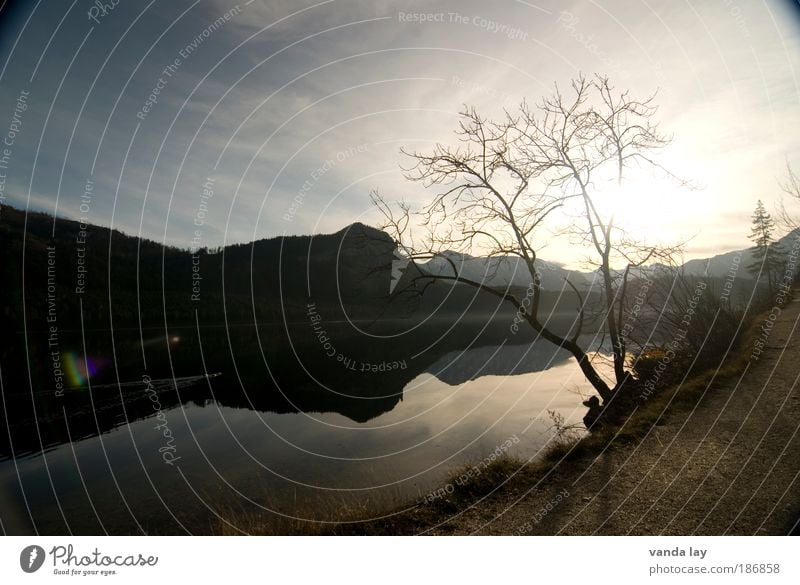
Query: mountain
0 205 397 326
412 227 800 292
2 204 578 449
418 251 596 291
16 201 784 438
681 228 799 278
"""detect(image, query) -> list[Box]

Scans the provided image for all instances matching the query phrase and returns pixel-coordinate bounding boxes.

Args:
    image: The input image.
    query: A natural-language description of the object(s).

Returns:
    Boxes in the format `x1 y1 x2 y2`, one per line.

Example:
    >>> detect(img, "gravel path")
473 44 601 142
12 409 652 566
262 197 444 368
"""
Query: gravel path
425 295 800 535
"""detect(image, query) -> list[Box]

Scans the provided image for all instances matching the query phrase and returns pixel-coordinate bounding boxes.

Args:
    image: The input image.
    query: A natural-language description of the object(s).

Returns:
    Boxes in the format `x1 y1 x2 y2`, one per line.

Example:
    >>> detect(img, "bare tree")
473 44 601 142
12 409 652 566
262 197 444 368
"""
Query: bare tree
372 75 687 404
777 162 800 233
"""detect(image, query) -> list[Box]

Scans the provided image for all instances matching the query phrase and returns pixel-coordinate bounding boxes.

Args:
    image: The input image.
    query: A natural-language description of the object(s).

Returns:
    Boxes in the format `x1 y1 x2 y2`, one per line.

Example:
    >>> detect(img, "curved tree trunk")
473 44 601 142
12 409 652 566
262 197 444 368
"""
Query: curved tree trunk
528 316 614 402
407 271 616 403
601 257 626 386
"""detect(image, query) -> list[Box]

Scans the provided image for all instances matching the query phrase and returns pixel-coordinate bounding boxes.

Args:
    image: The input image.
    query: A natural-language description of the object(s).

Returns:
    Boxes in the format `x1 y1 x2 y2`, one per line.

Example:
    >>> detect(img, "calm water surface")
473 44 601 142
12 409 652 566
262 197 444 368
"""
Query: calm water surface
0 340 605 534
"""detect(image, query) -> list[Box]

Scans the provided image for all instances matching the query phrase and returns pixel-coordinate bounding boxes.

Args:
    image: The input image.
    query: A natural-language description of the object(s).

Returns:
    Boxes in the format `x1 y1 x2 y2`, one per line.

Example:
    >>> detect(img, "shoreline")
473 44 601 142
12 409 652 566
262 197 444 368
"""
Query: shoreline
328 296 800 535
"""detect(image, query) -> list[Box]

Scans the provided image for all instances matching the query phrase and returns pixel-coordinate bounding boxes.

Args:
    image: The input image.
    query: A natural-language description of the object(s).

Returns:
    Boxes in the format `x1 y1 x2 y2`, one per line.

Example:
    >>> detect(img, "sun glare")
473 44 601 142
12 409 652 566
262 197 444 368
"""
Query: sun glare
593 175 694 245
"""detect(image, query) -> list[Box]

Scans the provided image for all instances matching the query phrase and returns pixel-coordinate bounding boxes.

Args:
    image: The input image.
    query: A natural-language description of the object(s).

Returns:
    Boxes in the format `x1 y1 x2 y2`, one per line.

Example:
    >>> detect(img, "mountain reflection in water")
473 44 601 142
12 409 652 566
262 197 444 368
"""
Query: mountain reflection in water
0 331 604 534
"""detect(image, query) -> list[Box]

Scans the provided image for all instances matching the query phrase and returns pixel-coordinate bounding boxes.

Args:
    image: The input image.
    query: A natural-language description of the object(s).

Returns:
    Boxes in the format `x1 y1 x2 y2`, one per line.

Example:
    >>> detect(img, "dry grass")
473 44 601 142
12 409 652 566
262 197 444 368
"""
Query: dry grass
209 488 409 535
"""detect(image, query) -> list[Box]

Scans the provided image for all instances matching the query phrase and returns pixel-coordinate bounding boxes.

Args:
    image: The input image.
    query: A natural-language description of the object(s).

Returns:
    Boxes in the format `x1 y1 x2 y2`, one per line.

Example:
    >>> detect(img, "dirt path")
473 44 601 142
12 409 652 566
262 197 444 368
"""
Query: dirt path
424 295 800 535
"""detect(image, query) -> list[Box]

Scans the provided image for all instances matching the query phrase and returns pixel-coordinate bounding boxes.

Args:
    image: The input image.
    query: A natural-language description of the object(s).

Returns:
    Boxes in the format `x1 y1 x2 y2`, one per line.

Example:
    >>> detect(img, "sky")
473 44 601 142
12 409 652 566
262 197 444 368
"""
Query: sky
0 0 798 268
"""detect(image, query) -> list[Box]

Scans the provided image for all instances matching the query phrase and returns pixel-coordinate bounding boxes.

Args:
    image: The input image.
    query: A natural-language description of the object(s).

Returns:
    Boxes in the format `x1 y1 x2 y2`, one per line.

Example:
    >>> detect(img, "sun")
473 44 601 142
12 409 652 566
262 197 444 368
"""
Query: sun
592 172 697 245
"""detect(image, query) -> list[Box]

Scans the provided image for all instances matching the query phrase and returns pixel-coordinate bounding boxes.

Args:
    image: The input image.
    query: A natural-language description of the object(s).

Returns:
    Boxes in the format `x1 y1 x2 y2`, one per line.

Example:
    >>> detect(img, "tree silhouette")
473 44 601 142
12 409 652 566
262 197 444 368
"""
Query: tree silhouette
372 75 687 404
747 199 784 296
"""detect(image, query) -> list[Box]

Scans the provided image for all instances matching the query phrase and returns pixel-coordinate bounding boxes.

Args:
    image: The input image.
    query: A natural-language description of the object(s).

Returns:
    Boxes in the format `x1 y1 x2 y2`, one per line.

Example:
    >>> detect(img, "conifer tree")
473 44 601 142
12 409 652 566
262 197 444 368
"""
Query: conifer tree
747 199 784 295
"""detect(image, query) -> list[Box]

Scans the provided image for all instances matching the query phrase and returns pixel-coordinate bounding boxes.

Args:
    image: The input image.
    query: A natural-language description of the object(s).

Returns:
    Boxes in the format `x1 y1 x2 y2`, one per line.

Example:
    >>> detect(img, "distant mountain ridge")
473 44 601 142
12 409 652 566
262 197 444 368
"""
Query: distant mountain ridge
4 203 785 313
681 228 800 278
418 251 596 291
414 229 800 288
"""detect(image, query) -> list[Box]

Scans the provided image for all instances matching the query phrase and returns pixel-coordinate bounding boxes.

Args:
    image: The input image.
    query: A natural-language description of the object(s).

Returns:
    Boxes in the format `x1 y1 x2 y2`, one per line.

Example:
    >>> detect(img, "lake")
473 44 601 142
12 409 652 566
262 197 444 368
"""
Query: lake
0 323 608 534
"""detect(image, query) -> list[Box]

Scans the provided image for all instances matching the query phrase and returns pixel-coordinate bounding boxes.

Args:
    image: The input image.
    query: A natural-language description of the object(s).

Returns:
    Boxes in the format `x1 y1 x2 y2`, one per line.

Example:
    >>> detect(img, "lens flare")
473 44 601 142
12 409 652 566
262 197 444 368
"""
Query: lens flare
62 352 108 387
